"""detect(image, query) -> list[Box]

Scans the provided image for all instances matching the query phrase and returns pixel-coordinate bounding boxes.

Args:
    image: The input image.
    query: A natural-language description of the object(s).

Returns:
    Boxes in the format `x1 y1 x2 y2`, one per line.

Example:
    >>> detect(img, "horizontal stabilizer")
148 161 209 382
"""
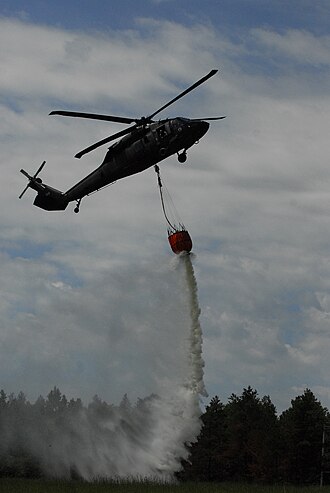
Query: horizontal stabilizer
33 192 68 211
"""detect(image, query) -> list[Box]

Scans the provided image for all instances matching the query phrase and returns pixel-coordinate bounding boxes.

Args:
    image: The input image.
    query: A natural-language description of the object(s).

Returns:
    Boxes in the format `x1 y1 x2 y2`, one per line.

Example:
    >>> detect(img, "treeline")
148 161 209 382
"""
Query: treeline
179 387 330 484
0 388 154 479
0 386 329 483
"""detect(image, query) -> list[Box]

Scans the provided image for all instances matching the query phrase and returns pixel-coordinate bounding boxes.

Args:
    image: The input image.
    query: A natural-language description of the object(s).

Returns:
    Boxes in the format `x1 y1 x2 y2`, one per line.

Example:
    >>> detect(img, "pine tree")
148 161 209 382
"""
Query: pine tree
179 395 227 481
279 388 329 484
223 387 279 482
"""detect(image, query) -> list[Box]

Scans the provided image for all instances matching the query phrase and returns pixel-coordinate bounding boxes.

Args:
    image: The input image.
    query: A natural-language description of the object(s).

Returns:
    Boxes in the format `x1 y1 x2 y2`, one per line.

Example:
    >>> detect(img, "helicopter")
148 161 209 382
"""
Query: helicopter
19 69 225 213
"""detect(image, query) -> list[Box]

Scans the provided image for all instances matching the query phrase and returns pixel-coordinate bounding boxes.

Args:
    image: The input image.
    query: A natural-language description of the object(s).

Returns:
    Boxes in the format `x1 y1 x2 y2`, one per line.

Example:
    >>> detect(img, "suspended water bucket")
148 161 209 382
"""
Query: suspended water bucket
168 229 192 254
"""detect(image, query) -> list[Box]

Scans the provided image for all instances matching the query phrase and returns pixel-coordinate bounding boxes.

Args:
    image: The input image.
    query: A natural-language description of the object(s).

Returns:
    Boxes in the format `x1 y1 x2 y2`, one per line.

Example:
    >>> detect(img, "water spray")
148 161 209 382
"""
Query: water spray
1 172 207 481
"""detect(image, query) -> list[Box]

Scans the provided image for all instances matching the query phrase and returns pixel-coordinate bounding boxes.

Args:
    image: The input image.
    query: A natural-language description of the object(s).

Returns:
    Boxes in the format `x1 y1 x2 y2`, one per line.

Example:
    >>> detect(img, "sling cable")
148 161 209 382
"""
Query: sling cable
154 165 192 255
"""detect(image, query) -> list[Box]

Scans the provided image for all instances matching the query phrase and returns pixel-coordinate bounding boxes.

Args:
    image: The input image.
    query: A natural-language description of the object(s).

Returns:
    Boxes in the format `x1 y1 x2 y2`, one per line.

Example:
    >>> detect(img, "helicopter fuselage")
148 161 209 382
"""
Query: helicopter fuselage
65 118 209 202
32 117 209 211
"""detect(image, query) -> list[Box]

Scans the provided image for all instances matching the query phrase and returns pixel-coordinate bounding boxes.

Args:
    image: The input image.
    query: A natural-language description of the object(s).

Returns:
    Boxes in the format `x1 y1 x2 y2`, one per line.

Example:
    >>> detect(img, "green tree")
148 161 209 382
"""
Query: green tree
45 387 68 415
0 390 7 410
279 388 329 484
223 387 279 482
180 395 227 481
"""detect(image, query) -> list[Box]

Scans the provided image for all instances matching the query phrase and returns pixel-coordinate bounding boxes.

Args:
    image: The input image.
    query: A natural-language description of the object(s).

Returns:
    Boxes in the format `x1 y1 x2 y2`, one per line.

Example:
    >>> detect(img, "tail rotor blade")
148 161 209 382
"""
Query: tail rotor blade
34 160 46 178
19 161 46 199
19 183 30 199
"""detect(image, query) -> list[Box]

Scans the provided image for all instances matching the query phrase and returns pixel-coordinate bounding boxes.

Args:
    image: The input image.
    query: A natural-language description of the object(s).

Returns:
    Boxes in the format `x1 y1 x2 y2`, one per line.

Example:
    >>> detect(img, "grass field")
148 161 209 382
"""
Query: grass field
1 480 330 493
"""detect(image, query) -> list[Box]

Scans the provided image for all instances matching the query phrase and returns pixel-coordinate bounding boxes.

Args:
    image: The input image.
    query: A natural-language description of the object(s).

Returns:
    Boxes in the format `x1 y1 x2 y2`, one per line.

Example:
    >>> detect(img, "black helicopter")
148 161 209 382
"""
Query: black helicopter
19 69 225 213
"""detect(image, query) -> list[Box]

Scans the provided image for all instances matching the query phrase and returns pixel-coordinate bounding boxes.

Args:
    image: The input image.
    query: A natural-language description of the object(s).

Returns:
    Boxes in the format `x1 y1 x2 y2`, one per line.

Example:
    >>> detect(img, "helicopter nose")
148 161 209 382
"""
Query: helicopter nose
199 120 210 136
190 120 210 140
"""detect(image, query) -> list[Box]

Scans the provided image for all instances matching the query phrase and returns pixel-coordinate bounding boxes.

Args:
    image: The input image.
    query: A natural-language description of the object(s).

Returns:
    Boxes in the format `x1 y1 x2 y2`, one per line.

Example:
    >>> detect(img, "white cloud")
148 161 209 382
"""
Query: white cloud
252 28 330 67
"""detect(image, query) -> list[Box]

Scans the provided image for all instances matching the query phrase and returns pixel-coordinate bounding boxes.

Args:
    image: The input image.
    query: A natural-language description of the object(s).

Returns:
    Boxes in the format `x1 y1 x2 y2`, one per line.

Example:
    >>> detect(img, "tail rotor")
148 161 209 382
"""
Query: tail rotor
19 161 46 199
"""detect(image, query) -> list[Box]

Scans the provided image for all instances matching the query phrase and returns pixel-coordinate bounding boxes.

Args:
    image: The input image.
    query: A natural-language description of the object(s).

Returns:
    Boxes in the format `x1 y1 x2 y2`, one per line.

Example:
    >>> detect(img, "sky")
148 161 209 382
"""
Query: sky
1 0 330 413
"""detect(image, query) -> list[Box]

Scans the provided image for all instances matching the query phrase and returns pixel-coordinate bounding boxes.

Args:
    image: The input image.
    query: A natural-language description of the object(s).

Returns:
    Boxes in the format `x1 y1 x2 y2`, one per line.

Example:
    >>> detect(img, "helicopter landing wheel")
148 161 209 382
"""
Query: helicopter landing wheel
178 151 187 163
74 199 82 213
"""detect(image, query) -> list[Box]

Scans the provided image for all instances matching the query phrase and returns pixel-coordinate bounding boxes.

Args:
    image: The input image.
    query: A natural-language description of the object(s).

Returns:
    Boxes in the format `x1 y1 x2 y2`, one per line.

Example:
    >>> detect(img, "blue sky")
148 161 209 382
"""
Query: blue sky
0 0 330 416
1 0 329 34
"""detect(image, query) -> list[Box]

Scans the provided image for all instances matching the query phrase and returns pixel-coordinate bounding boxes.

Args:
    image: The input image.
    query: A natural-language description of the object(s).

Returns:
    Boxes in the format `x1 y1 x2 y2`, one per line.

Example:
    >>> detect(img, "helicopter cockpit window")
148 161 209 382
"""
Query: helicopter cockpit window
172 118 188 132
157 126 168 140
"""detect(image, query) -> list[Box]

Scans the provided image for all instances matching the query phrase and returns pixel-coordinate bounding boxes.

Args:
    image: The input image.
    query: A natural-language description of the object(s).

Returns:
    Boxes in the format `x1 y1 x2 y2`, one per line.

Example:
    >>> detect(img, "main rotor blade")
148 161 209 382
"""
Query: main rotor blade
148 69 218 120
190 116 226 121
75 125 137 159
50 111 136 125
